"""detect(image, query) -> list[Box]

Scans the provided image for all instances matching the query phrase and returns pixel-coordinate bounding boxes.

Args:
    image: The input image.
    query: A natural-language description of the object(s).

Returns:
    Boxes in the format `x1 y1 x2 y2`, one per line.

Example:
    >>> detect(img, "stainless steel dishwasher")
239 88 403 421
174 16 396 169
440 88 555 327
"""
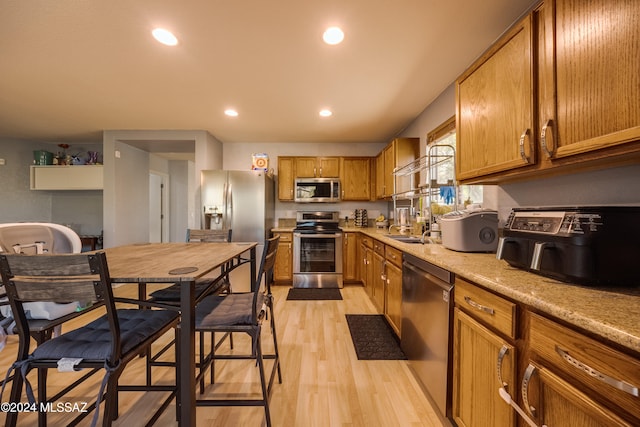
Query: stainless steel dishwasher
401 253 454 424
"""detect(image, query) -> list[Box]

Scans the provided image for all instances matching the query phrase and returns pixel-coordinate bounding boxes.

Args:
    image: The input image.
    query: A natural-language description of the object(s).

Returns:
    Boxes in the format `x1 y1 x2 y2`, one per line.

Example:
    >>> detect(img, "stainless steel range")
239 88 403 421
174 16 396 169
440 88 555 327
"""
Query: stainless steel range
293 211 343 288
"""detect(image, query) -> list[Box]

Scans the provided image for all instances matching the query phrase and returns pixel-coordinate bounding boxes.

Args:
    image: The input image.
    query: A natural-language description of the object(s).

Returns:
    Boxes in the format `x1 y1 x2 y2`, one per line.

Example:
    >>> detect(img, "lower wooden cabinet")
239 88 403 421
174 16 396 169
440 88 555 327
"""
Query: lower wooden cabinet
521 362 633 427
384 245 402 336
273 232 292 283
452 308 516 427
372 250 385 313
342 232 359 283
360 237 374 299
453 278 640 427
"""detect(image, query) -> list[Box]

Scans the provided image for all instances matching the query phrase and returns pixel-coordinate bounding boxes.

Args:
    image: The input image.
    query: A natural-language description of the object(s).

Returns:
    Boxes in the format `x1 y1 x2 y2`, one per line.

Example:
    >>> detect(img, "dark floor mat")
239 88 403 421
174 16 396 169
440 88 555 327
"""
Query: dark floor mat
345 314 407 360
286 288 343 300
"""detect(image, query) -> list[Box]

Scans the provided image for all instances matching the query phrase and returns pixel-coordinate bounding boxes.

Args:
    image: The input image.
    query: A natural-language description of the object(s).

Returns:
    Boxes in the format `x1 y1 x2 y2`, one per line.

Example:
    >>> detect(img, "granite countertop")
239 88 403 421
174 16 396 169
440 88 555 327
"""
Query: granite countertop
340 227 640 355
272 224 640 353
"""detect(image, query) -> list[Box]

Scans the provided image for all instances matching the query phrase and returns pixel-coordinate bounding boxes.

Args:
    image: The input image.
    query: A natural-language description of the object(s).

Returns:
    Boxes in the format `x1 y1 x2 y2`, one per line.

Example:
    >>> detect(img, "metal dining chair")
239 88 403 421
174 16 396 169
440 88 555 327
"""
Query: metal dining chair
146 229 240 392
194 234 282 427
0 252 180 427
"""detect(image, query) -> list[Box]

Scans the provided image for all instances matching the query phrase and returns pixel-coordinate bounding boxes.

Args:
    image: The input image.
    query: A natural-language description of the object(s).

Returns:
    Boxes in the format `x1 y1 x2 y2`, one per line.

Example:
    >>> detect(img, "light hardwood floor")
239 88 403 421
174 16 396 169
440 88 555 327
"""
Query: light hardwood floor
0 284 445 426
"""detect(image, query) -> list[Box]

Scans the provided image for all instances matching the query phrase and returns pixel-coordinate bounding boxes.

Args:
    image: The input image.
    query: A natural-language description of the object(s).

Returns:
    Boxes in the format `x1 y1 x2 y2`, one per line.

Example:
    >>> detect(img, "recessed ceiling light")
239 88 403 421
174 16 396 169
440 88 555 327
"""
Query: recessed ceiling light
323 27 344 45
152 28 178 46
224 109 239 117
319 109 333 117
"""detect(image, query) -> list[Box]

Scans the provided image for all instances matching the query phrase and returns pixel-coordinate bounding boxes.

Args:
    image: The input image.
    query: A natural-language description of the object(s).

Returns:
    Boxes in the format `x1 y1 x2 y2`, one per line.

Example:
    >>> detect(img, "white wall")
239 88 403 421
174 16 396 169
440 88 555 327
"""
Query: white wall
102 130 223 247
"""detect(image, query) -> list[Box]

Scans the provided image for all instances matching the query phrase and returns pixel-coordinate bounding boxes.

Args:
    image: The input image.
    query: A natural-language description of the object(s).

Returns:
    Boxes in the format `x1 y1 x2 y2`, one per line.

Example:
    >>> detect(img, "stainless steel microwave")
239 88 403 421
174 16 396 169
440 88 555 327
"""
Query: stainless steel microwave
294 178 341 203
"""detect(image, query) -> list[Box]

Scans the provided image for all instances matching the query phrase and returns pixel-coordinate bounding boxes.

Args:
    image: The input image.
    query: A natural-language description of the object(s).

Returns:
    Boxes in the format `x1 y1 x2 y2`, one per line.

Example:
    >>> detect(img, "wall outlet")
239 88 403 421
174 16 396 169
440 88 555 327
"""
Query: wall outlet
0 158 5 165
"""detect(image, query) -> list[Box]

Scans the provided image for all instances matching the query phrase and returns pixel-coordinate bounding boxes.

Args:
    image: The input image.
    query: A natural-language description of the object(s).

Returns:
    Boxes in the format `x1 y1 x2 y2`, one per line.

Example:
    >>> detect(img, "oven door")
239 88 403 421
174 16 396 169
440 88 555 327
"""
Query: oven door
293 232 343 288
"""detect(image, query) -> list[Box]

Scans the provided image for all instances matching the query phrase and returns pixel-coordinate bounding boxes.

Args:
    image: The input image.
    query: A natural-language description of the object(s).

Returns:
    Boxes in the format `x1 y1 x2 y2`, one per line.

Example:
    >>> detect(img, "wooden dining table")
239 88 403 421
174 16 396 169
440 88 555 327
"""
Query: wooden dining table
100 241 258 427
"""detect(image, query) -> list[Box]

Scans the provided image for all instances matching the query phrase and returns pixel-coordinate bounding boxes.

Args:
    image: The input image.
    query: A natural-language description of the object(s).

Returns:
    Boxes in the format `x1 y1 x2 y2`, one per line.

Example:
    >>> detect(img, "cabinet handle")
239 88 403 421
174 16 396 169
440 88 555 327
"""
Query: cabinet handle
540 119 555 159
496 344 510 391
464 296 495 315
555 346 639 397
521 363 538 418
519 129 532 164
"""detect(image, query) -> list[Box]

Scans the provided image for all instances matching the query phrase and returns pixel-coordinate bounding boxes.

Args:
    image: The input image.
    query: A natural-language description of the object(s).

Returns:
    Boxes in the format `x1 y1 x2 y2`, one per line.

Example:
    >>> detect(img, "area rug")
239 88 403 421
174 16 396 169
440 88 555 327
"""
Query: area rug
286 288 343 301
345 314 407 360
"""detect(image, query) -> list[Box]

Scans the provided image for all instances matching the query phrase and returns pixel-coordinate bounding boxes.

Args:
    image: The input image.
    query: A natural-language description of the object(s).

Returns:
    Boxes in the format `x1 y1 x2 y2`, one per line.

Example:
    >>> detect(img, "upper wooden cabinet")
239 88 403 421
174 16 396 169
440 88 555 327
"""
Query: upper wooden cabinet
537 0 640 162
377 138 420 199
278 156 373 201
456 0 640 184
340 157 371 201
456 14 535 182
277 157 295 201
294 157 340 178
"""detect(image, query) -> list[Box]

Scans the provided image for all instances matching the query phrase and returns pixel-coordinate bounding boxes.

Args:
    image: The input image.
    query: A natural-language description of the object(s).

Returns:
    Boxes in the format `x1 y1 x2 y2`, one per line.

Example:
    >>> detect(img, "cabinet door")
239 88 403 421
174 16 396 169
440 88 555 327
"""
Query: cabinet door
274 233 292 282
375 151 385 199
372 252 385 313
521 362 634 427
341 158 371 200
452 308 516 427
360 243 374 299
277 157 295 201
456 14 535 181
294 157 318 178
384 260 402 337
342 232 358 282
538 0 640 162
318 157 340 177
383 144 395 198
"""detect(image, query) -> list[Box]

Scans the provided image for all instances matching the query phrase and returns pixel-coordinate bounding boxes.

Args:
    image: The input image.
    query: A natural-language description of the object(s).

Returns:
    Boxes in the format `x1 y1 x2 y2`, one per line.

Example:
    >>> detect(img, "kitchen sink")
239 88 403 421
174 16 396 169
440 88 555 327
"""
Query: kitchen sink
387 235 424 244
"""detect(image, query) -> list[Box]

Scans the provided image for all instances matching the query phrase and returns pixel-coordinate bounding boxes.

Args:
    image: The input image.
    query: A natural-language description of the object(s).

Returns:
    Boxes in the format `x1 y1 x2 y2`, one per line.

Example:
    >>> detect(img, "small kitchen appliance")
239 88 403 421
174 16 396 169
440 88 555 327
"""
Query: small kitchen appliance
497 206 640 286
438 209 499 252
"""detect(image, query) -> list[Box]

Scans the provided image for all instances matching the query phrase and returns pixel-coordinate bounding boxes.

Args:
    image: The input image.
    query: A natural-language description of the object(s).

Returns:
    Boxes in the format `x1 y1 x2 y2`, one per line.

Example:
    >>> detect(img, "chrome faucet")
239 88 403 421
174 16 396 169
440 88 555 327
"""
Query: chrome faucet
388 224 402 234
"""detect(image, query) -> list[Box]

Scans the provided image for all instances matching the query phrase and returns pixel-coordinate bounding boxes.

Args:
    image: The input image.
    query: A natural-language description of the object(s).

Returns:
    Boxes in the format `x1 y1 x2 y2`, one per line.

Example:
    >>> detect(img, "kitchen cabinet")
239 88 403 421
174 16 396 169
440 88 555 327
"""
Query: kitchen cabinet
376 138 419 199
375 151 385 199
30 165 103 190
342 232 359 283
277 157 295 201
453 276 640 427
371 240 386 313
456 13 535 182
452 278 517 427
360 236 374 299
294 157 340 178
525 312 640 425
537 0 640 165
456 1 640 184
383 245 402 336
340 157 372 201
273 232 293 283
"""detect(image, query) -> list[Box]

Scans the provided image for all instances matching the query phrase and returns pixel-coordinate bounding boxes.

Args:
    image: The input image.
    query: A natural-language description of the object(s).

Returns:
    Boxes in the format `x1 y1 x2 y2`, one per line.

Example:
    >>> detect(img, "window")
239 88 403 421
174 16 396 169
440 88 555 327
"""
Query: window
427 116 483 207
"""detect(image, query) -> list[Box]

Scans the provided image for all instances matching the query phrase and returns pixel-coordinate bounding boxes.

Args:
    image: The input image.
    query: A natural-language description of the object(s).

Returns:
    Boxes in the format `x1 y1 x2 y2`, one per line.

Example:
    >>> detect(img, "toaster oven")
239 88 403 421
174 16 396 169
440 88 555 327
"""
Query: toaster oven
496 206 640 286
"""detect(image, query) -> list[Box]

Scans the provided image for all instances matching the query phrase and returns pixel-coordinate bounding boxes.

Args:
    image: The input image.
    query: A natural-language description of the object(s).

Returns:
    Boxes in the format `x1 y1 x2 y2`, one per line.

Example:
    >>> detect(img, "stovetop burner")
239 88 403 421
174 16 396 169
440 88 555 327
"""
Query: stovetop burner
294 211 341 233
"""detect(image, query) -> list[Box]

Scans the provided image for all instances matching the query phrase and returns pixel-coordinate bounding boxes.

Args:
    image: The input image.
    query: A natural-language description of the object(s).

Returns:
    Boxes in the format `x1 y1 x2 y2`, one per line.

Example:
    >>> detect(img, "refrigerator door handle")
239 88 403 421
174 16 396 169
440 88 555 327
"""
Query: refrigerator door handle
226 181 233 231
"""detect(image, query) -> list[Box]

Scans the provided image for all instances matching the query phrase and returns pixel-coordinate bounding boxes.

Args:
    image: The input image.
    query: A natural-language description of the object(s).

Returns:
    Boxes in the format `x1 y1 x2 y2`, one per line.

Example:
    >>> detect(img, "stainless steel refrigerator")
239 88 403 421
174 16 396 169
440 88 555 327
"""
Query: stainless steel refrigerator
201 170 275 292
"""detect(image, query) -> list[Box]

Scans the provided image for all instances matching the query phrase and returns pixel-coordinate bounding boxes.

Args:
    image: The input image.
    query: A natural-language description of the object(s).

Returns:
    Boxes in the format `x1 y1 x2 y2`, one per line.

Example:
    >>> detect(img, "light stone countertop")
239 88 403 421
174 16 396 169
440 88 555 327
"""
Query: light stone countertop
338 227 640 355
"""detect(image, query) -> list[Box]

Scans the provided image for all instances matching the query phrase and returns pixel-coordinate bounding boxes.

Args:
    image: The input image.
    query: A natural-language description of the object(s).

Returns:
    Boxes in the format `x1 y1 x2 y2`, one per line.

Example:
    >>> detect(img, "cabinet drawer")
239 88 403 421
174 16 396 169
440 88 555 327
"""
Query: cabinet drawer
455 279 516 339
529 312 640 419
360 236 373 249
275 232 292 242
385 245 402 268
373 240 385 256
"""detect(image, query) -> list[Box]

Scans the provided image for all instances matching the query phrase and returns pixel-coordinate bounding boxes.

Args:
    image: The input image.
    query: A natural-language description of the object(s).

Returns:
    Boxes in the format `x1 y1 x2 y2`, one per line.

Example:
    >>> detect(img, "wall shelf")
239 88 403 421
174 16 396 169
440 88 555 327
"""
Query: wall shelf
30 165 103 190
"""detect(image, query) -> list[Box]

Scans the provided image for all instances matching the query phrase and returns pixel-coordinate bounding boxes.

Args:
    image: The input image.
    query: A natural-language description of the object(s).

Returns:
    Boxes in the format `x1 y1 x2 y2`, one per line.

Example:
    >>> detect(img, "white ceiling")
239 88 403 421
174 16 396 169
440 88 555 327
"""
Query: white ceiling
0 0 536 145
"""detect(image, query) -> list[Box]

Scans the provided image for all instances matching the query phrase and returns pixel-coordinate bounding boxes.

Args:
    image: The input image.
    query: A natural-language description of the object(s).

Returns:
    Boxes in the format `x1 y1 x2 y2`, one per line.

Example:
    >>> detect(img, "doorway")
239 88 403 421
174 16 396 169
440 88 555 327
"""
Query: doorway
149 171 170 242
